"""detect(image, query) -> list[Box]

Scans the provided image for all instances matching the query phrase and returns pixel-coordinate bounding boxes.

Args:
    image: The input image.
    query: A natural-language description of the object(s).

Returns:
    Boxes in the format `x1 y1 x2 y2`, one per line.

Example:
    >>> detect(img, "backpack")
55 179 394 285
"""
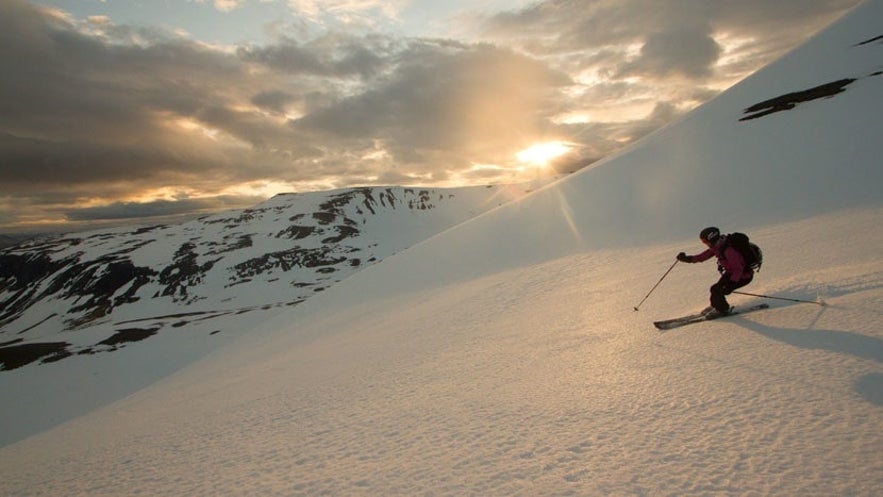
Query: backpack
724 232 763 272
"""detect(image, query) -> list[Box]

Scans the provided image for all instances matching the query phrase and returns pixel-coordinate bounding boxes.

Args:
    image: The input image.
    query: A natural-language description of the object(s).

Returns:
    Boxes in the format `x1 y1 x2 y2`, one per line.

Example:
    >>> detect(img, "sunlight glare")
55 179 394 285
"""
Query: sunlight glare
516 141 572 166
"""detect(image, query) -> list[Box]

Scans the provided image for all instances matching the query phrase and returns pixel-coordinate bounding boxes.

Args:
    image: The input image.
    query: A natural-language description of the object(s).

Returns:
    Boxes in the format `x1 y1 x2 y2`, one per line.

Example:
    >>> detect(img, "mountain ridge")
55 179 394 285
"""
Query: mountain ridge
0 183 542 371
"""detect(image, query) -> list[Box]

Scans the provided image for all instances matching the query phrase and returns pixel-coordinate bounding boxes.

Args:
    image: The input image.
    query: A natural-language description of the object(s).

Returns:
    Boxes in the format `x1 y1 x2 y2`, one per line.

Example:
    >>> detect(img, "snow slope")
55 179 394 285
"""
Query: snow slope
0 184 546 446
1 209 879 496
0 1 882 495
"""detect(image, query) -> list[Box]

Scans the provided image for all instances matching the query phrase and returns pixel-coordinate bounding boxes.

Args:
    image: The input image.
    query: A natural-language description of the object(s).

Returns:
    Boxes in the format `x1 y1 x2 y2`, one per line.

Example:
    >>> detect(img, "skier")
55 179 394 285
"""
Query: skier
676 227 753 317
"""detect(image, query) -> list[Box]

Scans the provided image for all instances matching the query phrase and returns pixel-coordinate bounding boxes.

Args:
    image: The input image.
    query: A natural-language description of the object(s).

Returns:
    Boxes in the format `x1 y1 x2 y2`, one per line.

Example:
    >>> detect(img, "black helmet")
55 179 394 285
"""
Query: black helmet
700 227 721 244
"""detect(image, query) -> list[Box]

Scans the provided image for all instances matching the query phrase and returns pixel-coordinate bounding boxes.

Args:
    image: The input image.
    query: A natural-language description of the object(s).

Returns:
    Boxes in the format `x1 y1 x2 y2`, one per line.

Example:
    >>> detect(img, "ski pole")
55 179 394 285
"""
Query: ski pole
633 260 678 311
732 291 826 306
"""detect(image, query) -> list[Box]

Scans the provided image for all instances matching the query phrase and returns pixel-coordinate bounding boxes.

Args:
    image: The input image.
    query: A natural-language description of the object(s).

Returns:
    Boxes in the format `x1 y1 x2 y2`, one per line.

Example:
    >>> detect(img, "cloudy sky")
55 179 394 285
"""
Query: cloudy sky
0 0 861 232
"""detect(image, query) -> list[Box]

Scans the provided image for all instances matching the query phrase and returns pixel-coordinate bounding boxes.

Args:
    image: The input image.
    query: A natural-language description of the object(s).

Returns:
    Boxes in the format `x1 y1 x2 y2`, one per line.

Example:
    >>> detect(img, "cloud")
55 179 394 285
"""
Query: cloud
0 2 292 191
481 0 860 50
292 41 571 155
191 0 245 13
251 90 298 114
0 0 862 231
65 196 260 221
284 0 407 27
237 33 389 77
617 26 722 79
213 0 245 13
486 0 863 80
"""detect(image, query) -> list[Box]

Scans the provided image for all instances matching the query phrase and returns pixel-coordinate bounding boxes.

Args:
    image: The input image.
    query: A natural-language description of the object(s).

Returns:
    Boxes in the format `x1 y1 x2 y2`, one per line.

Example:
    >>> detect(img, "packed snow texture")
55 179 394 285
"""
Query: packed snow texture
1 1 882 495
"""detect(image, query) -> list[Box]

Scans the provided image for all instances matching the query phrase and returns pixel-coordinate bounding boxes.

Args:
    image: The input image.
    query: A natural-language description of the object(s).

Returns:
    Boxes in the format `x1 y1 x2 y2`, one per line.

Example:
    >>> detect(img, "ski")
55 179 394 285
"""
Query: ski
654 303 770 330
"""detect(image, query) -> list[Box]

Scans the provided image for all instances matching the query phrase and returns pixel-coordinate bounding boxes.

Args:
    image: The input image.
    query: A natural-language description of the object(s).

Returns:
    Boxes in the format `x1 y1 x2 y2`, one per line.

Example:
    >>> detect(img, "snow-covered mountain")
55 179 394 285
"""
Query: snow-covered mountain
0 184 539 368
0 1 881 495
0 233 33 250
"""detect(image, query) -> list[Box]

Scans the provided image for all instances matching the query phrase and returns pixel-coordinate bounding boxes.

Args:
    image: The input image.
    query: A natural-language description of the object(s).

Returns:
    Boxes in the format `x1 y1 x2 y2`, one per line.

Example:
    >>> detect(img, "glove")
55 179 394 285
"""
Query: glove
677 252 692 262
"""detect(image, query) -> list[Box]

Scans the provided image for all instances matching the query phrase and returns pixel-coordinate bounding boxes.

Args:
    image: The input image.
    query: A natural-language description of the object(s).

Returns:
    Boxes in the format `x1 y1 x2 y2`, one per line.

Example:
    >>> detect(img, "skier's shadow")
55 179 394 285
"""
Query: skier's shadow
738 318 883 405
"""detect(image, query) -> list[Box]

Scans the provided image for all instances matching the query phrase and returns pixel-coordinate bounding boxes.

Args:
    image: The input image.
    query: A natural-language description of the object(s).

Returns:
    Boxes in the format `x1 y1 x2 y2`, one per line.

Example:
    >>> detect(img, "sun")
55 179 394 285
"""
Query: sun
516 141 572 166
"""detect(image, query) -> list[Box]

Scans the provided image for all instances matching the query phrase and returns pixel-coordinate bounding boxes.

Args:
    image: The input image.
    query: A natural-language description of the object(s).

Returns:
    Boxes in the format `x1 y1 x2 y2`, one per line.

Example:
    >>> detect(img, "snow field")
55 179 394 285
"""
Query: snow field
1 206 879 496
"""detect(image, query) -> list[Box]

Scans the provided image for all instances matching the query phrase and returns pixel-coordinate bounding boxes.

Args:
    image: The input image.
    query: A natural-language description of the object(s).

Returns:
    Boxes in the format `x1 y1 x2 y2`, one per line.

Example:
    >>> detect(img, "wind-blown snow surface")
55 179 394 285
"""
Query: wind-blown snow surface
1 1 882 496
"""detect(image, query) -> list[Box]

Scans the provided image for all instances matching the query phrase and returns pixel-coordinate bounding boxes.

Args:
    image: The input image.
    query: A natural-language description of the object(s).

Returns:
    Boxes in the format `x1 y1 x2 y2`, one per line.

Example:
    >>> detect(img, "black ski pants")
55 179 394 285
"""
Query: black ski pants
710 274 753 313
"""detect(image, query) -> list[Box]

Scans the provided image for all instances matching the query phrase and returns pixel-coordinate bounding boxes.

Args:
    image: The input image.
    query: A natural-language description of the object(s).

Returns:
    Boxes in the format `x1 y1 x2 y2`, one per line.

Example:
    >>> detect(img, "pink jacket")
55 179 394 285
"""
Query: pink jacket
690 237 753 282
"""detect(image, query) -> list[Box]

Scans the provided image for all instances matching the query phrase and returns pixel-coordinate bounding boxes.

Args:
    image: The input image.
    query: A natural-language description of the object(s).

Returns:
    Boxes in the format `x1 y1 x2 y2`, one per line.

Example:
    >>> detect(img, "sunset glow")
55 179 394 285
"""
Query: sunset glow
516 141 572 166
0 0 859 232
